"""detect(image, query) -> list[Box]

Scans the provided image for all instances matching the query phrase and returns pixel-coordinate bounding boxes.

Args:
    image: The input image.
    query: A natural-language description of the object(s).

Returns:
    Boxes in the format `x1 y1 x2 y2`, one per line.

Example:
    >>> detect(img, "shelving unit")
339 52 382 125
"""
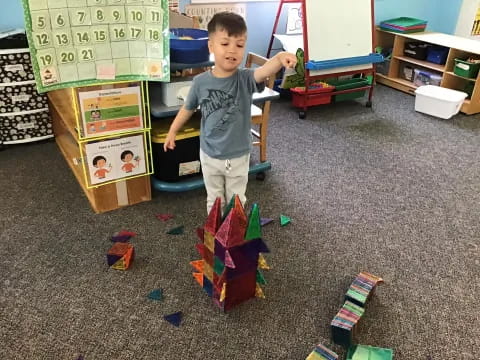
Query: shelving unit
375 29 480 115
48 83 152 213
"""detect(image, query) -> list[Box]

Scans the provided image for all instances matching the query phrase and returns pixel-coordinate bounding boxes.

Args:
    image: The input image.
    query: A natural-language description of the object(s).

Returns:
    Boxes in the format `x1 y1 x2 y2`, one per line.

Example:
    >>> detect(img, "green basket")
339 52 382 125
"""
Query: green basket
454 58 480 79
326 78 370 102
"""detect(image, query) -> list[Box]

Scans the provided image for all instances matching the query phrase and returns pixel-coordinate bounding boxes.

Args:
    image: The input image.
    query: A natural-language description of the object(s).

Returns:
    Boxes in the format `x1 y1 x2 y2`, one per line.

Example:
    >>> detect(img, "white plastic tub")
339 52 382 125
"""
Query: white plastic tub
414 85 467 119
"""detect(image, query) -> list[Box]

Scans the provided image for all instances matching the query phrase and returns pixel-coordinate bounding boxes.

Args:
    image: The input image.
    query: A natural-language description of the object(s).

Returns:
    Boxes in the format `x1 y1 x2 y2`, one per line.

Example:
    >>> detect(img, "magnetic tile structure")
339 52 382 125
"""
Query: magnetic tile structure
106 242 134 270
191 195 270 311
305 343 338 360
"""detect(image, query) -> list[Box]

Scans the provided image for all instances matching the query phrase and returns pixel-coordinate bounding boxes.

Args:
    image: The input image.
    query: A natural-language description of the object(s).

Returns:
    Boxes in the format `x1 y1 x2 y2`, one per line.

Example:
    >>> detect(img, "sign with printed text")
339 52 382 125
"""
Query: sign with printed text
85 133 147 185
21 0 170 93
78 85 143 138
185 4 245 30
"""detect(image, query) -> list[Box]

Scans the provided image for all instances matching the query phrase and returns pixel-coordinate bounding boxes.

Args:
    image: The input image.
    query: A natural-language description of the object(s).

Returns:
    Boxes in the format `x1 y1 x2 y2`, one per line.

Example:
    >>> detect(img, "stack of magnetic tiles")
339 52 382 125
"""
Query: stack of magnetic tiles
331 272 384 346
191 195 270 311
305 343 338 360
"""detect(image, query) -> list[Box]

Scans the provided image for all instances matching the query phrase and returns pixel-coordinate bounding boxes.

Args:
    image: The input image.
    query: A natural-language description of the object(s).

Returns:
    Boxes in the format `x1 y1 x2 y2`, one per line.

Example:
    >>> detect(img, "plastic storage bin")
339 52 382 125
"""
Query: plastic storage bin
414 85 467 119
400 63 415 81
413 69 442 87
160 79 192 107
426 46 448 65
170 28 209 64
290 85 334 107
454 58 480 78
151 115 202 182
327 78 369 102
404 42 429 60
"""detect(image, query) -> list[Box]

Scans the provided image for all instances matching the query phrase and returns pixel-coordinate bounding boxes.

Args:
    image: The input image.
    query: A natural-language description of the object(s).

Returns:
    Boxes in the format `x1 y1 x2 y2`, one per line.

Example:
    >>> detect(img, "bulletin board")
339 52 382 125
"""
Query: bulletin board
21 0 170 93
305 0 372 62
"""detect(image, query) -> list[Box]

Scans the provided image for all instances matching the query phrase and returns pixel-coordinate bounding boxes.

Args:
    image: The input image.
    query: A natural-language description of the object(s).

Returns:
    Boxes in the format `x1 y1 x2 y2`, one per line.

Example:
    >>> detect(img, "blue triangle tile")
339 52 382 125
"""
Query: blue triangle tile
164 311 182 327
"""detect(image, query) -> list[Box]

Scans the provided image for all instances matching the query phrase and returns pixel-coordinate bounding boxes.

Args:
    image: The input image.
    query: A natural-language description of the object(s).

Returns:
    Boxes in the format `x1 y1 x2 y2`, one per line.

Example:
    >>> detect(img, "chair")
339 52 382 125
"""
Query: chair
245 52 276 163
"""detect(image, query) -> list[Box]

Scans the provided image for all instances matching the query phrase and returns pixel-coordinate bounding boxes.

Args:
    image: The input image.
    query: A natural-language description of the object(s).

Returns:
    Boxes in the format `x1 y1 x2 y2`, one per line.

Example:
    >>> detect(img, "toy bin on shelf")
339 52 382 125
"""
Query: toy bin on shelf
290 85 334 108
454 58 480 78
403 42 429 60
414 85 467 119
327 78 370 102
151 114 201 182
413 69 442 87
170 28 209 64
426 46 448 65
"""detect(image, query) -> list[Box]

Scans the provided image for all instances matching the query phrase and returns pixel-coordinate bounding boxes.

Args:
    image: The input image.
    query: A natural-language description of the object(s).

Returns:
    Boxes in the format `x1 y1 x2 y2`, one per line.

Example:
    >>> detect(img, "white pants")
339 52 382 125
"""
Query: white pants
200 149 250 214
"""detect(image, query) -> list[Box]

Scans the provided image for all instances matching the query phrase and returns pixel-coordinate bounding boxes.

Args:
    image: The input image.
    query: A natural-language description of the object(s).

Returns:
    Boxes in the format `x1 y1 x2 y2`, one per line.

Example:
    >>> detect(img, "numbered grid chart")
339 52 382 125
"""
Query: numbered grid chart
24 0 169 92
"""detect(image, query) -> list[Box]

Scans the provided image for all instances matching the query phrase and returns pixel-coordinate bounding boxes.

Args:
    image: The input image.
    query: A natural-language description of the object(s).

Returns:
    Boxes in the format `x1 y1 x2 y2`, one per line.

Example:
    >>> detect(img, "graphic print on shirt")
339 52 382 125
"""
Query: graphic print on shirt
201 89 239 134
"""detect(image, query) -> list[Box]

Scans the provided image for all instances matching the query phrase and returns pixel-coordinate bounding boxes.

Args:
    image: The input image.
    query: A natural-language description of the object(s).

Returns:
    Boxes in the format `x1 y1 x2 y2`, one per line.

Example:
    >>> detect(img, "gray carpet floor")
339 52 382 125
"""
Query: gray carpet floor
1 85 479 360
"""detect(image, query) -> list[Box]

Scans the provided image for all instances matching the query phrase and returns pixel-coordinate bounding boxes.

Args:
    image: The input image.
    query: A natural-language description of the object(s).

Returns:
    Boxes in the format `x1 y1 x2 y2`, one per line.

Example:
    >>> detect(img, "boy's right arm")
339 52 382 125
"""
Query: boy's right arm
163 106 195 151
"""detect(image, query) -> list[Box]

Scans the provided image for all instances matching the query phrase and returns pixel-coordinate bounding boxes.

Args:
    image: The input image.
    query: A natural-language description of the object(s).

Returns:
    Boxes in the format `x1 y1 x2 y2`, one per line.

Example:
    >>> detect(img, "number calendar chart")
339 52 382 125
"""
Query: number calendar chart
21 0 170 93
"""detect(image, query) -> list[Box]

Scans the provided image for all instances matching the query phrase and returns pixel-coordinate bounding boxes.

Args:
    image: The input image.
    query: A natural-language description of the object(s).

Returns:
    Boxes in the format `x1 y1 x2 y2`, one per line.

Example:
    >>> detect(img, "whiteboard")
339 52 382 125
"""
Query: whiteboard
306 0 373 62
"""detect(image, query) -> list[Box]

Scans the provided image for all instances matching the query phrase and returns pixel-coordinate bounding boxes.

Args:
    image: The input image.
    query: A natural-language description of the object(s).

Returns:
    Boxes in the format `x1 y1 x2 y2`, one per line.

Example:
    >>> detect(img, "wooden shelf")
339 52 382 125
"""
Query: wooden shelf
444 71 477 82
394 55 445 73
376 29 480 115
49 83 152 213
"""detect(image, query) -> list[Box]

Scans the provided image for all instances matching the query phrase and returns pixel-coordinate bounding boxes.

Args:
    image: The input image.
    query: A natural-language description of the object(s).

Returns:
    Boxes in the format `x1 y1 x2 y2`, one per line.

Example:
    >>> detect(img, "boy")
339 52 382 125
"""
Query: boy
164 12 297 213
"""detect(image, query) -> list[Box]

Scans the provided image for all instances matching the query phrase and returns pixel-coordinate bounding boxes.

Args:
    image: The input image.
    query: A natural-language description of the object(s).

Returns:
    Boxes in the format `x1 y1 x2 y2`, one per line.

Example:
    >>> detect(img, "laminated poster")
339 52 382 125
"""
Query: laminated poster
85 133 146 185
21 0 170 93
78 85 143 138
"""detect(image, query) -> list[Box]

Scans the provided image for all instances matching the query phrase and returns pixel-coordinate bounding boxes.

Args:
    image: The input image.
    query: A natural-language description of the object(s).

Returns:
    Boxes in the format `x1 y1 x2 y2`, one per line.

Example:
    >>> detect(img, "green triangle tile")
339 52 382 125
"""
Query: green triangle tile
256 269 267 285
167 225 184 235
147 288 164 301
222 195 235 221
213 256 225 275
280 215 291 226
245 203 261 241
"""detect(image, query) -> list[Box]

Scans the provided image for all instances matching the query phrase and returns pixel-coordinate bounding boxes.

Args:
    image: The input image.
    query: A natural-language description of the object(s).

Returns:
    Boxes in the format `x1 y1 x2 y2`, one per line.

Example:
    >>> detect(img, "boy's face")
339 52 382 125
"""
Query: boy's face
208 29 246 75
96 159 106 168
124 153 133 162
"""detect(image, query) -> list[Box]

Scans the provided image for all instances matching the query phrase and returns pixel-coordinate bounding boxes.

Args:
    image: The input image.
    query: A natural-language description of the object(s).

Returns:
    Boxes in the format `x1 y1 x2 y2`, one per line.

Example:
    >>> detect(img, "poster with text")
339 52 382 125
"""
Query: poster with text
78 85 143 138
21 0 170 93
185 4 245 30
85 133 146 185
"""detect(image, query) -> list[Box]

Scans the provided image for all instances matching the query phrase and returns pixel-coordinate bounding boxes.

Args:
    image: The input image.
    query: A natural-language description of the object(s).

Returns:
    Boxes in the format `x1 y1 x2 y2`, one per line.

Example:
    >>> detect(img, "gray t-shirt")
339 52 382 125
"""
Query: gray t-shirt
184 68 265 160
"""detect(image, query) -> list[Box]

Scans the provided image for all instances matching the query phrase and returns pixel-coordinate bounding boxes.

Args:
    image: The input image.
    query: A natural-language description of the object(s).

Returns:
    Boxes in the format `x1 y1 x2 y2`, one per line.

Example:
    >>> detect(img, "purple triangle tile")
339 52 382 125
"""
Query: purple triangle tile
260 218 273 226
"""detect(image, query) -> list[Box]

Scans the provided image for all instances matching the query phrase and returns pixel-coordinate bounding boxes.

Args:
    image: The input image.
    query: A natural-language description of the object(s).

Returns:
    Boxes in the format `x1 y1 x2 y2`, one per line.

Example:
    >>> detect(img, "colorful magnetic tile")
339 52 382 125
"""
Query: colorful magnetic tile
258 253 271 270
204 231 215 252
256 269 267 285
155 213 174 221
203 276 213 297
213 256 225 276
203 261 214 282
205 197 222 234
147 289 163 301
245 203 262 241
346 345 393 360
196 227 204 242
203 246 214 267
280 214 291 226
164 312 182 327
193 272 203 287
190 260 204 273
260 217 274 226
215 207 247 248
107 242 134 270
224 270 257 311
166 225 184 235
224 250 235 268
314 343 338 360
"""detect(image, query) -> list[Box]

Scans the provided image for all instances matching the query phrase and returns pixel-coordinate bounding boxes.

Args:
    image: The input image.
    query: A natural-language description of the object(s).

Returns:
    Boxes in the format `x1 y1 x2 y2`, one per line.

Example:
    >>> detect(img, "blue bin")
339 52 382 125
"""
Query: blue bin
426 46 448 65
170 28 209 64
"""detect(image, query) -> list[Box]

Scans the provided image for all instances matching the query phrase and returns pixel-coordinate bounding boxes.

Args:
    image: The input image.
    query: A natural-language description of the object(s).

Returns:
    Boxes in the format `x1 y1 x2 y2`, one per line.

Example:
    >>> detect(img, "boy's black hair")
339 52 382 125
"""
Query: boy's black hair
93 155 106 166
207 12 247 37
121 150 134 161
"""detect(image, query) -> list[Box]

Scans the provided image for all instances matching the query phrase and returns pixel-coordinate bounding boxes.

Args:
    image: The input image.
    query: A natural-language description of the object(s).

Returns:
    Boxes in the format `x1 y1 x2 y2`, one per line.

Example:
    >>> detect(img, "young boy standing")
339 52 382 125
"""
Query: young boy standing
164 12 297 213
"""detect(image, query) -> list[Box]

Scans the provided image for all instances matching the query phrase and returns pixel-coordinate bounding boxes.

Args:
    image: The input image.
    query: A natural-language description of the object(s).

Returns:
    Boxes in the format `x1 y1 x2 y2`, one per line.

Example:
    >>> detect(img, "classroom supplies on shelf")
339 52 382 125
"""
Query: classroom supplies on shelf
454 58 480 78
192 196 270 311
379 17 427 33
305 343 338 360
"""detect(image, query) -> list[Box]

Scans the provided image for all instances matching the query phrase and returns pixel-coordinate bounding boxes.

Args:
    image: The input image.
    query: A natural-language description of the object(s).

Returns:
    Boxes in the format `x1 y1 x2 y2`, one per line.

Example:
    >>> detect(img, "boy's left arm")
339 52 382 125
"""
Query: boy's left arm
253 51 297 83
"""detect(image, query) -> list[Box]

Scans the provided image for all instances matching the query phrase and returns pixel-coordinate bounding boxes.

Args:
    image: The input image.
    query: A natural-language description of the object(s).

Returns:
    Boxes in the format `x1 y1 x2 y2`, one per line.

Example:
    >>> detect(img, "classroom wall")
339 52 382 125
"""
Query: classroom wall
1 0 465 56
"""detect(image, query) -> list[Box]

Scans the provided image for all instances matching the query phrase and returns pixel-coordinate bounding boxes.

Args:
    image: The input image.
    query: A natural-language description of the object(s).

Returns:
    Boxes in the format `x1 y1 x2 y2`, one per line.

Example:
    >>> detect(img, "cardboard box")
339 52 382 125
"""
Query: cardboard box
169 10 199 29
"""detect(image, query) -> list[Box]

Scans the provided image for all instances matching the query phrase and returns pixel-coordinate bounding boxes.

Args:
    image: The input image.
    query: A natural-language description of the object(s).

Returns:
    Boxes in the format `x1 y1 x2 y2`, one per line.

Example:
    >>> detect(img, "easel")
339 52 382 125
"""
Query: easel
267 0 383 118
